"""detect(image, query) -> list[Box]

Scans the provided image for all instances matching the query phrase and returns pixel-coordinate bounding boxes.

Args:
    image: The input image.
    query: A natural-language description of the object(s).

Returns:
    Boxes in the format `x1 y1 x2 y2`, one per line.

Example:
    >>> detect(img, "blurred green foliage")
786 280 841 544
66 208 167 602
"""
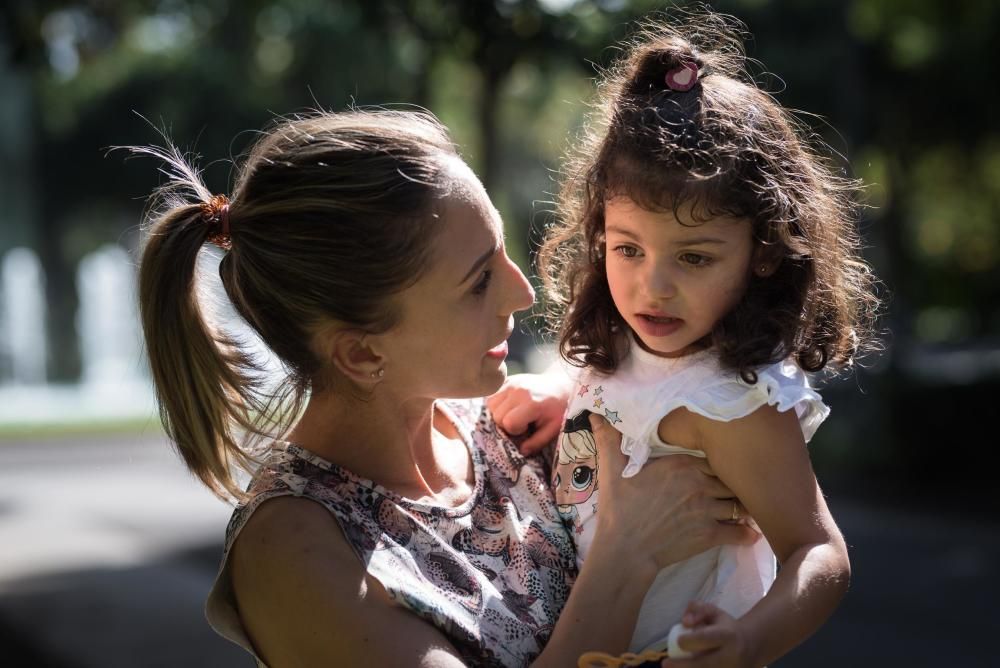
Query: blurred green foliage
2 0 998 382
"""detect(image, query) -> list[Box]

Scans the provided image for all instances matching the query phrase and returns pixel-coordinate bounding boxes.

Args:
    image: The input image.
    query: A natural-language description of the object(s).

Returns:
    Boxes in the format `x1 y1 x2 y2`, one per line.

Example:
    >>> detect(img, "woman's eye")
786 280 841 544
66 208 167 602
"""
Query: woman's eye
471 269 493 296
571 465 594 490
613 245 639 258
679 253 711 267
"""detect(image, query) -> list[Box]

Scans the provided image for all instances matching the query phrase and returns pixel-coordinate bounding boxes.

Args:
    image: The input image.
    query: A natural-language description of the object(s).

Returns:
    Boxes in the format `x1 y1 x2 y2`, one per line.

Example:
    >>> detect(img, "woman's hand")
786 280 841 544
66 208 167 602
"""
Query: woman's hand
661 601 752 668
588 414 758 572
486 371 572 454
534 417 759 667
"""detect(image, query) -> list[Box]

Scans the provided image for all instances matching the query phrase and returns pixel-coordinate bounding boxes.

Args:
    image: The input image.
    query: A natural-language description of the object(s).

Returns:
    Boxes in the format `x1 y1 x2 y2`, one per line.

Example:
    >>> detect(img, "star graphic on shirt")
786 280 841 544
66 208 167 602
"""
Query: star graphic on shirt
594 385 604 396
577 384 590 397
592 502 599 515
593 397 605 409
604 409 622 424
575 522 585 535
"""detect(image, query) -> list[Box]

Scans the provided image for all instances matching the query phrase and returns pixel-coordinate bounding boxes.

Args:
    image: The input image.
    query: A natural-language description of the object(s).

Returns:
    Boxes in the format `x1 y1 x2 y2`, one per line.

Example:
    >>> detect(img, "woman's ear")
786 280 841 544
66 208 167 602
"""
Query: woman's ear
321 328 386 386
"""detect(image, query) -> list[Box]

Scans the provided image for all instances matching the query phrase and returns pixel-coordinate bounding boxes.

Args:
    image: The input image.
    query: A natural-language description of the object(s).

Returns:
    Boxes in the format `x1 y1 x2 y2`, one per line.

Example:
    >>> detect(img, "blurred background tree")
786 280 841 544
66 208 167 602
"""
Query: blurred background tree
1 0 997 493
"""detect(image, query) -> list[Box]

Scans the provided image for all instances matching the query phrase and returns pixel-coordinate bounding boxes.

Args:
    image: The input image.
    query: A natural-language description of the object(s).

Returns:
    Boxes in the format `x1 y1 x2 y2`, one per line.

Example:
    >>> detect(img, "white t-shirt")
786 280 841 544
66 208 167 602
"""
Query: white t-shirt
553 339 829 652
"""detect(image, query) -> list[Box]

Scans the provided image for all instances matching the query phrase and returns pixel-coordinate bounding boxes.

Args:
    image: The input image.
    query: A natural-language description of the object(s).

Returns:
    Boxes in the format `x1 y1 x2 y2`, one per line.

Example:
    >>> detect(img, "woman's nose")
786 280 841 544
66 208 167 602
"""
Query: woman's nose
503 256 535 314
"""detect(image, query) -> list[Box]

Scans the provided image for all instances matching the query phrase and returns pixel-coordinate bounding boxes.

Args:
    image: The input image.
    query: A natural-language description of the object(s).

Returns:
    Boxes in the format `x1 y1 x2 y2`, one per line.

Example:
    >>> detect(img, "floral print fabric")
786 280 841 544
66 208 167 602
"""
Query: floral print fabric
207 399 577 667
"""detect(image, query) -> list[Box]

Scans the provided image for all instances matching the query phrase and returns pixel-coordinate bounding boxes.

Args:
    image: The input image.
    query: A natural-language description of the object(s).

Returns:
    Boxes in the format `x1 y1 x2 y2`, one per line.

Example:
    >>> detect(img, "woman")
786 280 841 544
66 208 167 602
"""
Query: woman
135 109 756 666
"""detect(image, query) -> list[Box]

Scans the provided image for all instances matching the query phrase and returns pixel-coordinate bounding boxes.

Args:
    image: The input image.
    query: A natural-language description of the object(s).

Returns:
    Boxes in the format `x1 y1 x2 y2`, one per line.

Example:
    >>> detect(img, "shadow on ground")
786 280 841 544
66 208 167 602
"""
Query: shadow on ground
0 482 997 667
0 544 246 668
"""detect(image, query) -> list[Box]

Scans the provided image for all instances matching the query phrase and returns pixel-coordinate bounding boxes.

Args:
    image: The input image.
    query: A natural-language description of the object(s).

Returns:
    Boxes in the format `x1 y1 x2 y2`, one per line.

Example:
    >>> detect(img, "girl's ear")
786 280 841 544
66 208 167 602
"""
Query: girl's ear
752 243 782 277
319 328 386 386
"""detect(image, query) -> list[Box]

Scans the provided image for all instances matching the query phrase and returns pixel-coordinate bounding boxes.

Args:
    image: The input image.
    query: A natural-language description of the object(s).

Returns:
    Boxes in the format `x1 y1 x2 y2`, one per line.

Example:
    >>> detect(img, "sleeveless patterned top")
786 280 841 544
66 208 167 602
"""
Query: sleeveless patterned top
206 398 578 667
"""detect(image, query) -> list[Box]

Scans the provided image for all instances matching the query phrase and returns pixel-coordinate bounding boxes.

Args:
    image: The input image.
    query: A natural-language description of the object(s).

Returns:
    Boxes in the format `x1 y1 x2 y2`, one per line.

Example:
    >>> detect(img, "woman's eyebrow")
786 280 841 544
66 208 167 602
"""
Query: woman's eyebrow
459 243 499 285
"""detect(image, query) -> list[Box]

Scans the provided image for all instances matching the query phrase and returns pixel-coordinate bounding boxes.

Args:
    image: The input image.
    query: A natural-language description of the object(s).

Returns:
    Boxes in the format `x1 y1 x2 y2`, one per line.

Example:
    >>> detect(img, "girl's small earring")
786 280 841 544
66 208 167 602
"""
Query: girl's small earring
370 368 385 379
758 264 769 276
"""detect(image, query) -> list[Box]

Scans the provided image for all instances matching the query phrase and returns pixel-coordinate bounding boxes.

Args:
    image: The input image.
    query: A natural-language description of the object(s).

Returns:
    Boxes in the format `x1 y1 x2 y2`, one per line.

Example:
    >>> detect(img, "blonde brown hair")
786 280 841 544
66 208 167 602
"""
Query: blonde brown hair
133 110 457 500
539 10 880 381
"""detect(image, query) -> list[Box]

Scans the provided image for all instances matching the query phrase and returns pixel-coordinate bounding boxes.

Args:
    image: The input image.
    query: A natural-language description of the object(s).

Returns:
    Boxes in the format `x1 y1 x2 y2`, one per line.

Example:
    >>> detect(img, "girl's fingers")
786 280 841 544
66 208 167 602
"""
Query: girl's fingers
503 402 540 436
485 392 509 421
681 600 719 628
518 419 561 455
673 625 730 653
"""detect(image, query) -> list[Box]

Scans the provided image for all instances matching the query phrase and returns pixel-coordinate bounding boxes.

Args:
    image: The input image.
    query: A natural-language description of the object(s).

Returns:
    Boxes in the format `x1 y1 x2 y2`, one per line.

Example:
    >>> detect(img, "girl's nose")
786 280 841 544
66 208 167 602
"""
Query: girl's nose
643 261 678 299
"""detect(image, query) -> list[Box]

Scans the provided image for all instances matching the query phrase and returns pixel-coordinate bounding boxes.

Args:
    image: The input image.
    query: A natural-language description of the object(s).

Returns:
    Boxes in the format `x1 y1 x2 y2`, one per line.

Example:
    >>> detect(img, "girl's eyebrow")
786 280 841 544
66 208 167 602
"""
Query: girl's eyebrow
605 225 727 246
604 225 640 240
673 237 727 246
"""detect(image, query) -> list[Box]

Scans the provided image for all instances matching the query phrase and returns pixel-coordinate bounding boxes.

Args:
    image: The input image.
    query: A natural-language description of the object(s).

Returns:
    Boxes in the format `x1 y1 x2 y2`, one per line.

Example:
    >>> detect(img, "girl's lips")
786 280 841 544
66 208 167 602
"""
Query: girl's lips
633 313 683 338
485 340 508 359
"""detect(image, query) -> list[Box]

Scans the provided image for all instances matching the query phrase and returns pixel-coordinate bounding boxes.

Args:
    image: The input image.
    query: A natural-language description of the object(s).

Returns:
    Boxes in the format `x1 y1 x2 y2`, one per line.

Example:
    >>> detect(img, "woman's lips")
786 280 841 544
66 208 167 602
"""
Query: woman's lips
633 313 683 338
485 340 509 359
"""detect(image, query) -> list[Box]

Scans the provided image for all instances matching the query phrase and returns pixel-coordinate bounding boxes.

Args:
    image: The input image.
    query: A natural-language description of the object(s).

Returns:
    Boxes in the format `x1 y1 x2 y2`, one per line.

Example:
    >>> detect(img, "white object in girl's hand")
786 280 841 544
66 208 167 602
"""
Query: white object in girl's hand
667 622 694 659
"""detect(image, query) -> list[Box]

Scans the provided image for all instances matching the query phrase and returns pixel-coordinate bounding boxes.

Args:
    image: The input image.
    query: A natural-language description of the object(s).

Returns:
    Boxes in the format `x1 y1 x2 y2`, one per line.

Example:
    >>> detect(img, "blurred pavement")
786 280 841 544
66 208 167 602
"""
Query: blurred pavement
0 432 997 667
0 432 246 667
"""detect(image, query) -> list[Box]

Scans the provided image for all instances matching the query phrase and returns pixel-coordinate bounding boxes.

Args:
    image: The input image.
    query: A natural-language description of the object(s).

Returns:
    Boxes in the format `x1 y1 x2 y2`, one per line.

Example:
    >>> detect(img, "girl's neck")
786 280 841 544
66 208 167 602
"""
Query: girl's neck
630 329 712 360
283 387 473 506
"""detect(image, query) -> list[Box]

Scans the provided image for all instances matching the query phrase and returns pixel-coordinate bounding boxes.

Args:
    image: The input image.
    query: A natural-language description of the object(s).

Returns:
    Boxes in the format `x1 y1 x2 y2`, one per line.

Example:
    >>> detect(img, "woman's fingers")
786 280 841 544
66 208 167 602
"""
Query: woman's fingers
588 412 625 477
711 498 750 523
709 522 760 547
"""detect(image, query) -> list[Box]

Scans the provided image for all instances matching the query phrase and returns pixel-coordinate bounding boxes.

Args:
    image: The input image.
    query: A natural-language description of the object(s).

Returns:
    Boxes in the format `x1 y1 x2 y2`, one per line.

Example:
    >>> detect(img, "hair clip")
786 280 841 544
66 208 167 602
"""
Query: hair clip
664 61 699 92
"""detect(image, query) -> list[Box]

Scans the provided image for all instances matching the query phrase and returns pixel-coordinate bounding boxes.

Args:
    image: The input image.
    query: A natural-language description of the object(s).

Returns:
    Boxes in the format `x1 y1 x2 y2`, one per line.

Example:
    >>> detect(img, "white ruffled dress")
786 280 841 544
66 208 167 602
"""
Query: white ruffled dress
556 339 829 653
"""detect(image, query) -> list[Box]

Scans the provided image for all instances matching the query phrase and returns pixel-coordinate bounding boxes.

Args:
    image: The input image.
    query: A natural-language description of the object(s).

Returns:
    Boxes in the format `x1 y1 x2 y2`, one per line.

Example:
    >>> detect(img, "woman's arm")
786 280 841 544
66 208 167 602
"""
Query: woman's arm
670 405 850 667
231 496 468 667
230 420 758 667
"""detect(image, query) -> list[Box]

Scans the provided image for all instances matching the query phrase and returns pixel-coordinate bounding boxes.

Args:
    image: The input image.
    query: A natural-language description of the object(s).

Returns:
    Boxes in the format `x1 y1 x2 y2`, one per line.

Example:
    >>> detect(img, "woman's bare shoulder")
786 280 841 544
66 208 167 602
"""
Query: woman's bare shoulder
229 495 465 666
230 495 360 593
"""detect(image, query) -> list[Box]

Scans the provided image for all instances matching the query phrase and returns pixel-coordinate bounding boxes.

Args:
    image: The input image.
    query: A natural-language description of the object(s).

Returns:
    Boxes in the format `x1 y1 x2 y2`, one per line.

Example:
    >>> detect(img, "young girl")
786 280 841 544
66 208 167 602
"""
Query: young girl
491 12 880 667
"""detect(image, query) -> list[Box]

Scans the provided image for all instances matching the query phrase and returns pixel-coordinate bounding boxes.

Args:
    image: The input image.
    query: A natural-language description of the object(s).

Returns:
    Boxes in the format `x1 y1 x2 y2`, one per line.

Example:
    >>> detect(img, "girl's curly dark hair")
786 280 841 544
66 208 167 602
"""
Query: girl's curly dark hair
538 9 881 382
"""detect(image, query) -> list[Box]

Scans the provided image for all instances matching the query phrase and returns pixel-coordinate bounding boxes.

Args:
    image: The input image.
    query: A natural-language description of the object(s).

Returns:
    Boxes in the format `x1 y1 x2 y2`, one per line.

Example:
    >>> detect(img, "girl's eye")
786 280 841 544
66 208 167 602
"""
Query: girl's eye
613 245 640 258
471 269 493 296
679 253 712 267
571 465 594 490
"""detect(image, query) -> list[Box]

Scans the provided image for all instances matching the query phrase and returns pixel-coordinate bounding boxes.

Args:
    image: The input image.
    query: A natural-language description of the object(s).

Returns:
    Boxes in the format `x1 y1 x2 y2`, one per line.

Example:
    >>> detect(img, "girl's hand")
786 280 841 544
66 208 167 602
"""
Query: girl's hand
661 601 751 668
486 372 572 454
588 414 759 572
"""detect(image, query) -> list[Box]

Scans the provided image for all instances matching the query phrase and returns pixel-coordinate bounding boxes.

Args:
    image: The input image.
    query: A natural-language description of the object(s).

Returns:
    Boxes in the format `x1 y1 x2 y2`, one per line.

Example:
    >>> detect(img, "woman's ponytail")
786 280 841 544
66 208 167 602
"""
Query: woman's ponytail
134 146 258 501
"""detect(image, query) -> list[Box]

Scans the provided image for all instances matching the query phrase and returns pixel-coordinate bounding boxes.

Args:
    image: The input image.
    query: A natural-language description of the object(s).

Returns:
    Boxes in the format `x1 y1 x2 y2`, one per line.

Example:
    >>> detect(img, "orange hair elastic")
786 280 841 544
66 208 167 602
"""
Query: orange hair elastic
200 194 232 250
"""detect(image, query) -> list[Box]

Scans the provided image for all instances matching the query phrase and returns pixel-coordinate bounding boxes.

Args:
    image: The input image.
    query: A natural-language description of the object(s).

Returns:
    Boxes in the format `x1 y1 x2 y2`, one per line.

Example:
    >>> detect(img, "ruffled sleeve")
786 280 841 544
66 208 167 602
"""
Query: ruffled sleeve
658 359 829 443
621 358 829 477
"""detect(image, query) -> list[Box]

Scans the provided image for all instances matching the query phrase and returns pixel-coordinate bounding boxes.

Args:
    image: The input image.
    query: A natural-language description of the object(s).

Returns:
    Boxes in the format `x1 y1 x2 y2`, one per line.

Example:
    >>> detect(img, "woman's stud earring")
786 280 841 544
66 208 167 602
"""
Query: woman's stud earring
371 368 384 379
758 264 769 275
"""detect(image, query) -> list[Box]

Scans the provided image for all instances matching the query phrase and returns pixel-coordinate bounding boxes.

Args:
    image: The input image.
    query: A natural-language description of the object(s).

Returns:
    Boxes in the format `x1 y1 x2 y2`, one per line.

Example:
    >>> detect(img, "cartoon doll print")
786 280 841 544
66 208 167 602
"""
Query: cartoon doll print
553 410 599 526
